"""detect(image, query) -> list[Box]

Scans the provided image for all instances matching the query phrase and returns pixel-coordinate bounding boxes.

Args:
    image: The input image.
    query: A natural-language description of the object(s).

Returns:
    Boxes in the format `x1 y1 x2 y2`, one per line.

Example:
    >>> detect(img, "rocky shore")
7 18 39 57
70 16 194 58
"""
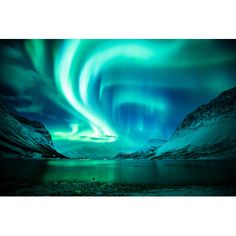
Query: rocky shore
1 181 236 196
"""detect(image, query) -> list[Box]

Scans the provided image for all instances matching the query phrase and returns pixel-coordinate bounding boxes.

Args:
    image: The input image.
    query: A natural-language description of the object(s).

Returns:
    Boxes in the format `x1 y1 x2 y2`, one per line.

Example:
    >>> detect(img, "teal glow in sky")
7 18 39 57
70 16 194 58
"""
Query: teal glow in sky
1 39 236 151
53 40 183 142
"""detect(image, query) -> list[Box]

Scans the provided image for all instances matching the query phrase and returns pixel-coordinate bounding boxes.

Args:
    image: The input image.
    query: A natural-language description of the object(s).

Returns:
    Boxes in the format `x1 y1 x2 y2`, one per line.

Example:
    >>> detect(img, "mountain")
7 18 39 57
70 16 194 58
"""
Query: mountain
0 103 67 159
152 87 236 159
114 139 166 160
53 139 127 160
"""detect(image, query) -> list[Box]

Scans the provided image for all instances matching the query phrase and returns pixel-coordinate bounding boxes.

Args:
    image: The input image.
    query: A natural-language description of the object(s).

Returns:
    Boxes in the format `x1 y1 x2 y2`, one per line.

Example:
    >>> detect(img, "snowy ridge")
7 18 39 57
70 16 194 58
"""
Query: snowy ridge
152 87 236 159
0 103 67 159
114 139 166 160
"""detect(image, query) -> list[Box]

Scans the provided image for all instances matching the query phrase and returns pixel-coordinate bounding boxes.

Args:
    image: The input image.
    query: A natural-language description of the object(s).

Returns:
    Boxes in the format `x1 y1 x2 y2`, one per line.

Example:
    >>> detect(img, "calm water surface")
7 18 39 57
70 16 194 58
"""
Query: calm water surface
1 159 236 185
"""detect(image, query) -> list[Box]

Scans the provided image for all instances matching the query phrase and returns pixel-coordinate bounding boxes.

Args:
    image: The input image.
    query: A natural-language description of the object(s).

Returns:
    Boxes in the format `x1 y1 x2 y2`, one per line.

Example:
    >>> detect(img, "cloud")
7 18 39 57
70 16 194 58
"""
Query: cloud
0 94 44 114
0 64 38 93
15 103 43 114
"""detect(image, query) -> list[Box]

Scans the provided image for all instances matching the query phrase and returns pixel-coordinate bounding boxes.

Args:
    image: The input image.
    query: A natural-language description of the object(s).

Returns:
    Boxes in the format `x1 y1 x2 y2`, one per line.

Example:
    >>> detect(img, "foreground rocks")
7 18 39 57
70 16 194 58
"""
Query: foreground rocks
1 180 236 196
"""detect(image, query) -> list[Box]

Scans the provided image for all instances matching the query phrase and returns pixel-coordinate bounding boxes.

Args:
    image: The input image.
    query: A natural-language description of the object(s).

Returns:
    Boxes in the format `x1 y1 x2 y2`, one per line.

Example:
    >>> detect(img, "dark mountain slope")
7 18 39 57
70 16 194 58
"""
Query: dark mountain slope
0 103 67 159
152 87 236 159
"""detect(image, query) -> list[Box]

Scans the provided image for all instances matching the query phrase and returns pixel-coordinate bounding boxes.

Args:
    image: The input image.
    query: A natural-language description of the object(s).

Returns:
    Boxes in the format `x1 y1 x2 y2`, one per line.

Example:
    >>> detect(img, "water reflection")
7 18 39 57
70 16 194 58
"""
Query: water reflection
0 159 47 183
1 159 236 185
43 159 236 185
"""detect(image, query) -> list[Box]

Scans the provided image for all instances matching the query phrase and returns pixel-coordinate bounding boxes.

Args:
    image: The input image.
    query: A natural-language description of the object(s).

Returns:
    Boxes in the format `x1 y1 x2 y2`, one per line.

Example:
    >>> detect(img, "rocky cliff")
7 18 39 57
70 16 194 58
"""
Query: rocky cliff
152 87 236 159
0 103 67 159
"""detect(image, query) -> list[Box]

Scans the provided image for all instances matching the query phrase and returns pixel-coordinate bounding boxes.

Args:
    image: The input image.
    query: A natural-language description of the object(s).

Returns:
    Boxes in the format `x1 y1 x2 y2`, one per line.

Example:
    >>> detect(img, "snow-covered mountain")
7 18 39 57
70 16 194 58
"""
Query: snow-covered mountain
114 139 166 160
152 87 236 159
0 103 66 159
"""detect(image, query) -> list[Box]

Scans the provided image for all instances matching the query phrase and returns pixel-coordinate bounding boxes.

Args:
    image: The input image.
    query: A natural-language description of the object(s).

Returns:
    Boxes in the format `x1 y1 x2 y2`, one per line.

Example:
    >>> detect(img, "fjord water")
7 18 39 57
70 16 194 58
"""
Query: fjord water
43 159 236 185
1 159 236 185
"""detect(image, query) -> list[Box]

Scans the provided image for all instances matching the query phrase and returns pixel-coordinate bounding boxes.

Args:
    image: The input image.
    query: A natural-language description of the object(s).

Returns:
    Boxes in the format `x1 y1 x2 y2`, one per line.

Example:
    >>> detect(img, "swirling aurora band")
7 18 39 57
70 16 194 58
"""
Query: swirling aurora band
22 39 236 145
53 40 184 142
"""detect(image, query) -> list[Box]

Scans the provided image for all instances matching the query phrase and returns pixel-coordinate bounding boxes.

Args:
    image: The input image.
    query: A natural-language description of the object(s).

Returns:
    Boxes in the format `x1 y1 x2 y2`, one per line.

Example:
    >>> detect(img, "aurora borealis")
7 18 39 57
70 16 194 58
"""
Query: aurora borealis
1 39 236 154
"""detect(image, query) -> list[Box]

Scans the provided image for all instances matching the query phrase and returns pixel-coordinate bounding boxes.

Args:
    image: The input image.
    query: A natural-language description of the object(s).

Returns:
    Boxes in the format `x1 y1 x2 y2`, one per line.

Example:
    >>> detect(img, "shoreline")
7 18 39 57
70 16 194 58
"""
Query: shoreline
1 181 236 196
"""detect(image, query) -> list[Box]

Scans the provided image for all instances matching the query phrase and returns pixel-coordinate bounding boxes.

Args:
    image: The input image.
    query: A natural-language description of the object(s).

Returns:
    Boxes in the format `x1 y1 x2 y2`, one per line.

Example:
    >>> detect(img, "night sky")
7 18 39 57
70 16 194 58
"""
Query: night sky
1 40 236 153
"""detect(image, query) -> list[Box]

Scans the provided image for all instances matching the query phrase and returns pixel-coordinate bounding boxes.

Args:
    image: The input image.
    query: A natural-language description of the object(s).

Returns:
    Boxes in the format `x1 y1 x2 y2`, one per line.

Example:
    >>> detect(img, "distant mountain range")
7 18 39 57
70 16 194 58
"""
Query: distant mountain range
114 139 166 159
1 86 236 160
